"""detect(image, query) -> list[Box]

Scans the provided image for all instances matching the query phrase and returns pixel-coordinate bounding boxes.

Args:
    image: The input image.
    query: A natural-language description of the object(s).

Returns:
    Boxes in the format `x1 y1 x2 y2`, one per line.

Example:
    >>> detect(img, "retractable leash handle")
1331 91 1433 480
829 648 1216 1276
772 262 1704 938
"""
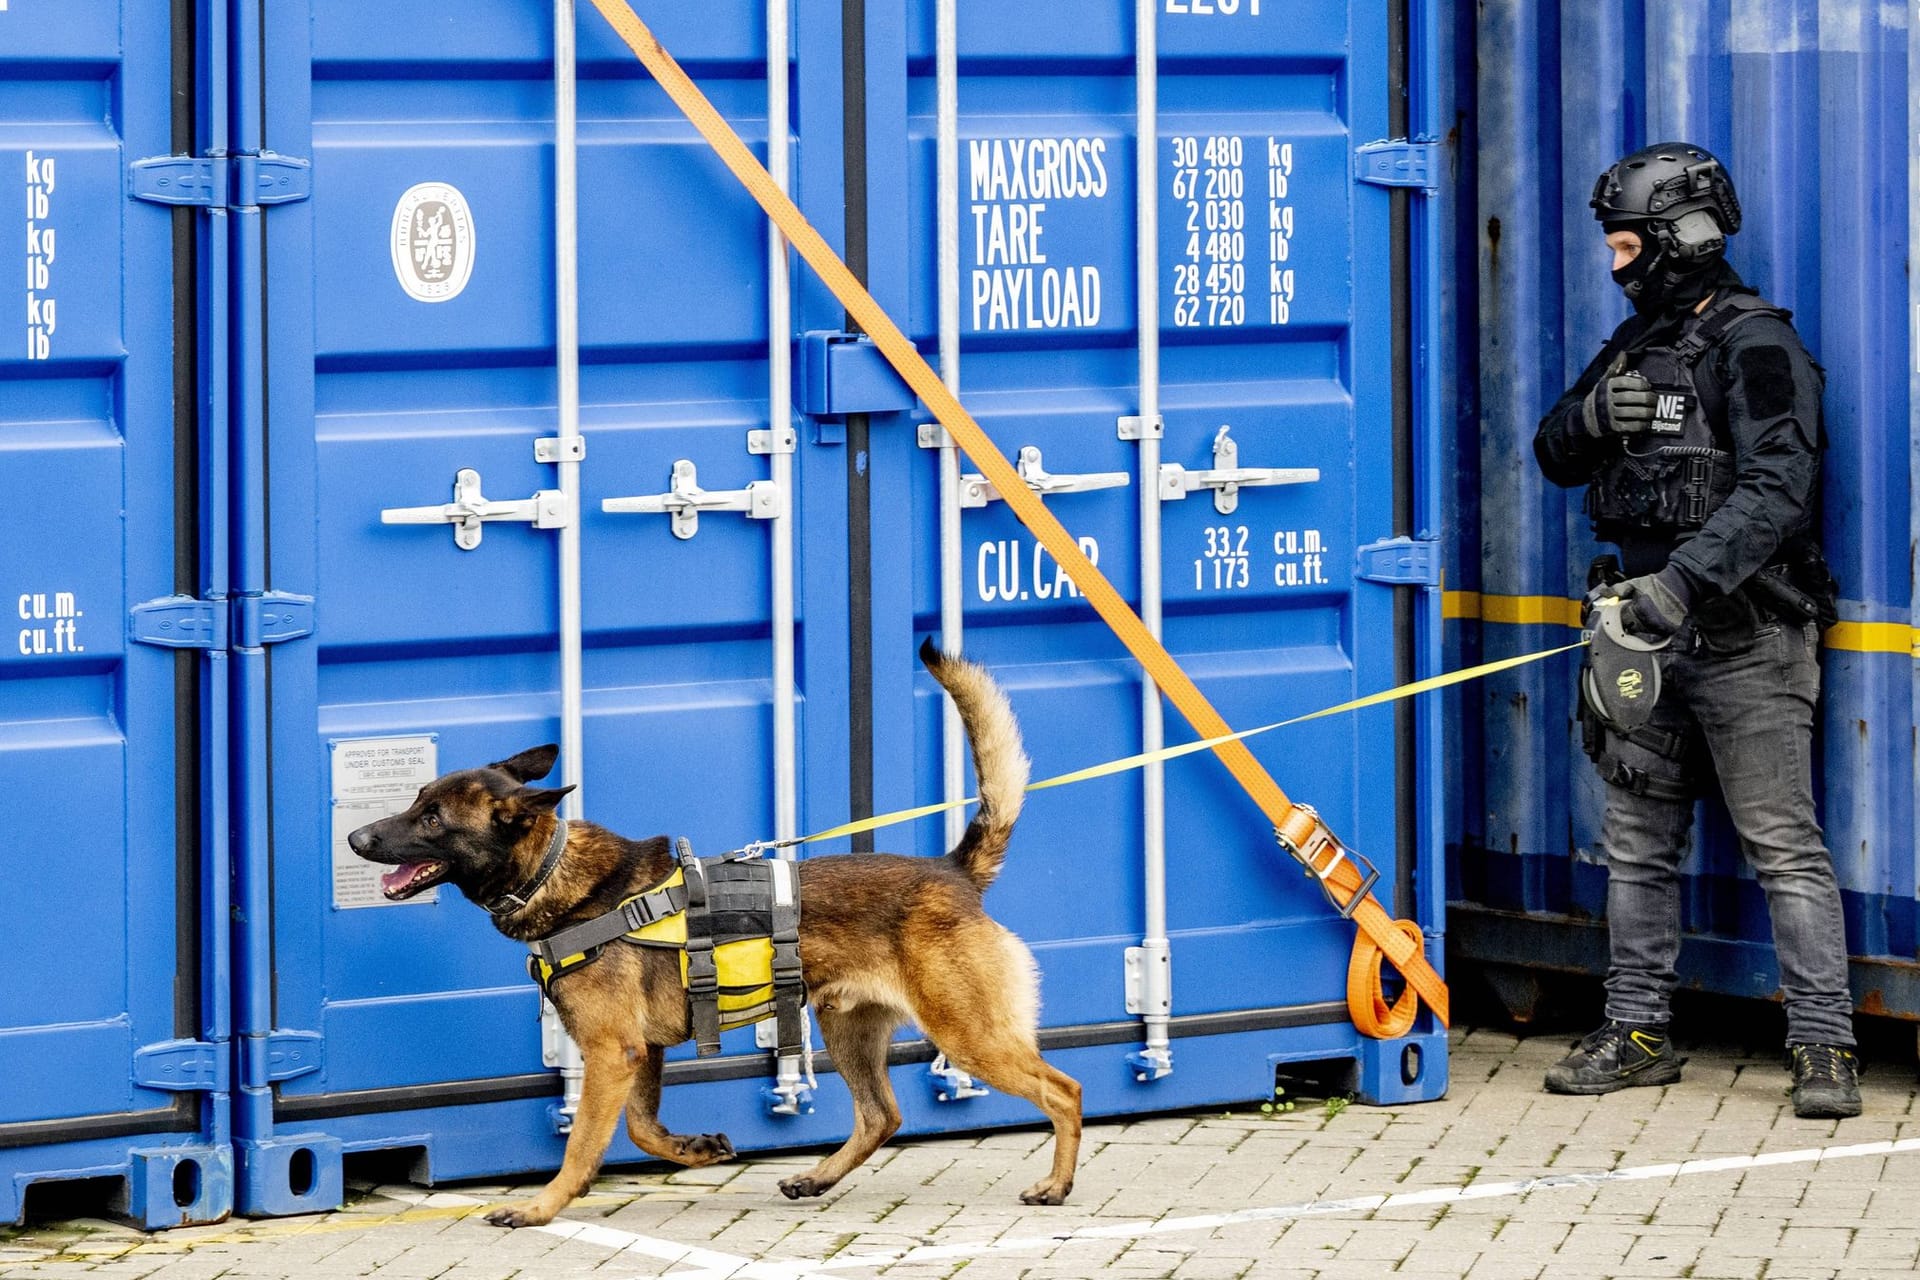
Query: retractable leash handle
587 0 1450 1032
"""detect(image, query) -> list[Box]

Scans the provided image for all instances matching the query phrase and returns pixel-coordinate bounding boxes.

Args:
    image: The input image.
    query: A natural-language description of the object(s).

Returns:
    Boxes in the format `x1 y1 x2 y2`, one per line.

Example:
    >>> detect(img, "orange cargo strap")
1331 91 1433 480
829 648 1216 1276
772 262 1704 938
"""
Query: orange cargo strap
586 0 1449 1033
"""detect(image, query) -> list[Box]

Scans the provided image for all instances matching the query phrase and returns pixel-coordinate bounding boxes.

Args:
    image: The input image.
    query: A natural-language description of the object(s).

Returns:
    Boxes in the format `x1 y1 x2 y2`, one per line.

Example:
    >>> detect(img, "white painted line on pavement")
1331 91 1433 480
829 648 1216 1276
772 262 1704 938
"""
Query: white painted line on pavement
374 1187 840 1280
735 1134 1920 1276
371 1136 1919 1279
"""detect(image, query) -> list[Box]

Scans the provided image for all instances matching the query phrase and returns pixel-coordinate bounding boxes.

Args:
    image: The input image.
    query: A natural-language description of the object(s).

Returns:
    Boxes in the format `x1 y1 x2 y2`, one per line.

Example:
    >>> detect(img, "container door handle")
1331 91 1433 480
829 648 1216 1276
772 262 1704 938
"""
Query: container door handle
601 458 782 541
1159 426 1320 514
380 467 569 551
960 445 1131 509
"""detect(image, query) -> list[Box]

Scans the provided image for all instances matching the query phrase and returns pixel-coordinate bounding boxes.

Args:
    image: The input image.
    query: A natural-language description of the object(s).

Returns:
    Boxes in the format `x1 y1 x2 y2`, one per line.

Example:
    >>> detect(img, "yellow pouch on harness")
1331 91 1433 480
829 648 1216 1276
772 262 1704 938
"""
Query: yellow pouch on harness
526 866 782 1033
687 936 778 1032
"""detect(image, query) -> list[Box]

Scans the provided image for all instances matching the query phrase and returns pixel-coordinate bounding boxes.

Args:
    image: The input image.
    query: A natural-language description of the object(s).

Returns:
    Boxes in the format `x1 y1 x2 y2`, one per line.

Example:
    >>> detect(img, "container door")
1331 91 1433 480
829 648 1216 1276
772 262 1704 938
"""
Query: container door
243 0 851 1203
885 0 1437 1097
0 0 224 1210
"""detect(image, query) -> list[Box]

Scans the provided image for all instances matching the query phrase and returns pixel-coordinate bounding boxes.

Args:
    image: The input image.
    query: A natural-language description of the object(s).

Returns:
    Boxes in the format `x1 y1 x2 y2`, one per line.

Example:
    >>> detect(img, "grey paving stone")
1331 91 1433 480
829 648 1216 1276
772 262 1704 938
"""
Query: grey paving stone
0 1035 1911 1280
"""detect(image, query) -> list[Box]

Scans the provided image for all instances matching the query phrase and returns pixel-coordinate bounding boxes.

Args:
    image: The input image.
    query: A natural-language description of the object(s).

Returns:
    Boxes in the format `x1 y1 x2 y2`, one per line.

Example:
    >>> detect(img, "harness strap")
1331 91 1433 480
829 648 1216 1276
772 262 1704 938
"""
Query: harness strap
767 857 804 1058
526 878 690 971
1596 748 1696 802
680 839 724 1057
1671 291 1785 367
486 818 570 917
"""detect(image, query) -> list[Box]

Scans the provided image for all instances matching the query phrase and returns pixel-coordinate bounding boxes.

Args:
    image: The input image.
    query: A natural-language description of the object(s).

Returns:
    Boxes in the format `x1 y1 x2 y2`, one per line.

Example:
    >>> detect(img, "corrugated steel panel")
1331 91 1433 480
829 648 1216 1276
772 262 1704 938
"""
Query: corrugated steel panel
1453 0 1918 1019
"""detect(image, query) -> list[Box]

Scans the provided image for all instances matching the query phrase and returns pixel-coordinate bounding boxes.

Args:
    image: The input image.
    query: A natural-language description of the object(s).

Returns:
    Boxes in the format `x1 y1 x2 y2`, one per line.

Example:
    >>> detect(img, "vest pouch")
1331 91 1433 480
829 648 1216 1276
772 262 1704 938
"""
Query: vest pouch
1586 445 1735 537
1691 589 1760 657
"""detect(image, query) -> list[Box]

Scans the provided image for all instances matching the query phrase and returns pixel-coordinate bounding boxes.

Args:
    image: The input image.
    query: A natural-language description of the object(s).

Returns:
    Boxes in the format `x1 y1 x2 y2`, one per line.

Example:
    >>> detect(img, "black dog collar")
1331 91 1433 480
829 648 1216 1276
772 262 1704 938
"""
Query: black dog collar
486 817 570 917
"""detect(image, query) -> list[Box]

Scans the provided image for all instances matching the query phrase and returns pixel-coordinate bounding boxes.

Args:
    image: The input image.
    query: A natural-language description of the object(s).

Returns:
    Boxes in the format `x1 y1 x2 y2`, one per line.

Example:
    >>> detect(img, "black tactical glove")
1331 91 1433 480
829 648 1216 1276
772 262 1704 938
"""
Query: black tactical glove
1612 566 1695 640
1581 369 1658 438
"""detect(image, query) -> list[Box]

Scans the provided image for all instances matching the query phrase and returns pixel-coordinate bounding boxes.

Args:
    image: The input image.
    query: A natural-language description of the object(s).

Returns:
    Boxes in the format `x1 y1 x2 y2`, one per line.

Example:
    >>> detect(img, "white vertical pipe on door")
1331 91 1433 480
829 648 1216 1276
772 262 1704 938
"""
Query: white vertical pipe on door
936 0 966 853
1130 0 1172 1079
547 0 589 1130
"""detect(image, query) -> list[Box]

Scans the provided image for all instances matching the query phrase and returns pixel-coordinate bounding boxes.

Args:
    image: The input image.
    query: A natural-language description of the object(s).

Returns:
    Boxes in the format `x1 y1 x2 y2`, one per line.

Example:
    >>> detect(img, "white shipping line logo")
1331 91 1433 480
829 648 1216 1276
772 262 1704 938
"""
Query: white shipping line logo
390 182 476 303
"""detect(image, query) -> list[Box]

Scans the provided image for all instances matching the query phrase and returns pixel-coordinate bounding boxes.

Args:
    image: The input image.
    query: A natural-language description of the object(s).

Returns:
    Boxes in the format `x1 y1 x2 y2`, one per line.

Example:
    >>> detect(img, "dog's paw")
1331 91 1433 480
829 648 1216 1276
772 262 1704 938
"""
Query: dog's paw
483 1200 555 1229
691 1132 735 1162
1018 1180 1072 1206
671 1132 734 1166
778 1174 833 1200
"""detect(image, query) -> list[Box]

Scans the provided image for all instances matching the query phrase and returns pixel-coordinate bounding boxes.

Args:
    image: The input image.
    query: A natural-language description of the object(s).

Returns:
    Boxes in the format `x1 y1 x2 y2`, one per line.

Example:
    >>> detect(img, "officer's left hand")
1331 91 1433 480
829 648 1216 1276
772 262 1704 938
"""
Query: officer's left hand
1613 567 1695 640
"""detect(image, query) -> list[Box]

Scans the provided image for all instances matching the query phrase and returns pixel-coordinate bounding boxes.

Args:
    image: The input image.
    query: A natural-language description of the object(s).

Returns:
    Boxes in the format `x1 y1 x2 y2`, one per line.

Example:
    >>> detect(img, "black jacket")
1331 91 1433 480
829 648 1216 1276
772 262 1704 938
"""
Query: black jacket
1533 281 1825 596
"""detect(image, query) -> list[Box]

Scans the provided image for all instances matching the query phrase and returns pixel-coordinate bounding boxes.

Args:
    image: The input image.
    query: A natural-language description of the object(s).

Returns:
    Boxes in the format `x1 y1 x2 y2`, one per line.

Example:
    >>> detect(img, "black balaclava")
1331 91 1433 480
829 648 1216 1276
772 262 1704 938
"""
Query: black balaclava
1591 143 1743 317
1609 225 1743 318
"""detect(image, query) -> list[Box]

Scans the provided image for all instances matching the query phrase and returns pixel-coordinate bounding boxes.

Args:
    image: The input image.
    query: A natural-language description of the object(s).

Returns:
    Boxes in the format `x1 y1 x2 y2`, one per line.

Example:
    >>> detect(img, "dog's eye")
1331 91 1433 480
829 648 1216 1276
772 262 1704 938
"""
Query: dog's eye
423 810 441 830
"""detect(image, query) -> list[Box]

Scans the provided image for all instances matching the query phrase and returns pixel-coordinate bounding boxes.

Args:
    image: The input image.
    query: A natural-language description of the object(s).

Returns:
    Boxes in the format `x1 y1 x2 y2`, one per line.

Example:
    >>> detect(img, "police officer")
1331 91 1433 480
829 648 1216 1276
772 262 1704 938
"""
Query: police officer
1533 142 1860 1118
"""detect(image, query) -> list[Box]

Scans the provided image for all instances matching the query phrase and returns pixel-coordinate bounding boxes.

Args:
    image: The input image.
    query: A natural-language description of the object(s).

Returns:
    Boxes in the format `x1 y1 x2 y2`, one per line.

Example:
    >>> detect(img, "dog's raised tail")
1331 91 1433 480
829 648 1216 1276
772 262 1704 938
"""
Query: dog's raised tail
920 638 1029 892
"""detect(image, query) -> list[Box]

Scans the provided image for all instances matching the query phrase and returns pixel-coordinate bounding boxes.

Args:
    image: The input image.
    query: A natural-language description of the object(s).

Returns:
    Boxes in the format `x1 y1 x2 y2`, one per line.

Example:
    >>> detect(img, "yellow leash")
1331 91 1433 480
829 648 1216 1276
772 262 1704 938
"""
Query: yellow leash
755 641 1588 851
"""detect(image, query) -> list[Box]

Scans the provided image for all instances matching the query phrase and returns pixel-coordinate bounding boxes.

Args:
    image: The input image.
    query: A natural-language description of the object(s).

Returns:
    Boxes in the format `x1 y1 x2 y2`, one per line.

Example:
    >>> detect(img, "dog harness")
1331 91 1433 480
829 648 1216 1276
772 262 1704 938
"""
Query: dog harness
523 839 806 1059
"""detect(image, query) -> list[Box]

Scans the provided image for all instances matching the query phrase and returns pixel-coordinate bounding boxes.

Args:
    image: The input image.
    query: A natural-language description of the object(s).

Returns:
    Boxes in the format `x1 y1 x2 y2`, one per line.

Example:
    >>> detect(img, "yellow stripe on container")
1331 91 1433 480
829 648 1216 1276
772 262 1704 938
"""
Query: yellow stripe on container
1450 594 1920 654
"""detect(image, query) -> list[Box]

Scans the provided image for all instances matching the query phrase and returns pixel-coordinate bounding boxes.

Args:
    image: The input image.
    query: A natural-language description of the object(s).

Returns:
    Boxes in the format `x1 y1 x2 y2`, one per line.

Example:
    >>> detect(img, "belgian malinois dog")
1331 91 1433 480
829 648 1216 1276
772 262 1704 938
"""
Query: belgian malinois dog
348 642 1080 1227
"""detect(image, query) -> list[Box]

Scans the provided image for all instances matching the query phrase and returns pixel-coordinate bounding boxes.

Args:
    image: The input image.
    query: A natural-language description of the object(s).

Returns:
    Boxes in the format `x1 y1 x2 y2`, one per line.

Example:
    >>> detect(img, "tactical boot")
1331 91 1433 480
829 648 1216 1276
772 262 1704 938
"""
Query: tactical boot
1544 1020 1685 1095
1787 1044 1861 1119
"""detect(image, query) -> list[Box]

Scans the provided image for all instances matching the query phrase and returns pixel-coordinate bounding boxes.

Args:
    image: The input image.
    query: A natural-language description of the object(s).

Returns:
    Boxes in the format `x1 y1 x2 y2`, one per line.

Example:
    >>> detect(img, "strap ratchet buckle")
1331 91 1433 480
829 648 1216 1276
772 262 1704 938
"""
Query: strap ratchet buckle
1274 804 1380 920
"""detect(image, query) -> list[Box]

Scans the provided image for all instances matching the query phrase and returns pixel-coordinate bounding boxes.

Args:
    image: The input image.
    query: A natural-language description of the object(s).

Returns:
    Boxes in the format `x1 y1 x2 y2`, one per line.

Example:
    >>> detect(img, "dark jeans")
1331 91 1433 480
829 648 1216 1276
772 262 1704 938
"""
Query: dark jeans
1597 619 1856 1047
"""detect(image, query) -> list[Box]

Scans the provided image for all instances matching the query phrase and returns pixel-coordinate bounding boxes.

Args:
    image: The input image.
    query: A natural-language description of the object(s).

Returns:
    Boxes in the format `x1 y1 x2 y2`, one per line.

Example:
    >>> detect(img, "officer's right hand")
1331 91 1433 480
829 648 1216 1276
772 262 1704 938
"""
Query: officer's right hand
1581 370 1658 438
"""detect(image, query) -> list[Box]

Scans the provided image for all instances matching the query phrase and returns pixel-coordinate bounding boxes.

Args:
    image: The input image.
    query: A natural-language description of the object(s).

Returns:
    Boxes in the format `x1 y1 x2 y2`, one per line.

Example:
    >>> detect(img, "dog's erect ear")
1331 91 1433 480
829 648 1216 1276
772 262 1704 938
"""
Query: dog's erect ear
491 745 559 782
515 784 575 813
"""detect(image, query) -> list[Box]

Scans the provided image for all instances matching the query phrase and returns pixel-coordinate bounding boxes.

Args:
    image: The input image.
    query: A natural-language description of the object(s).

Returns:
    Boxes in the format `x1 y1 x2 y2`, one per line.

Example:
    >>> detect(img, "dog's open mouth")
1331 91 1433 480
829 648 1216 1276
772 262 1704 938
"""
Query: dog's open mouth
381 860 448 900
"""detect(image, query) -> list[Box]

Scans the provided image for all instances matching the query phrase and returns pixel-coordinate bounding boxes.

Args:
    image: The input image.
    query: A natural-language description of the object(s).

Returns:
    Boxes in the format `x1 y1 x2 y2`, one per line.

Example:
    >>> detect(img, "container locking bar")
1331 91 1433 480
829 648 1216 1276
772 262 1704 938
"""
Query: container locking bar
381 467 569 551
602 457 782 540
959 445 1130 509
1160 426 1321 515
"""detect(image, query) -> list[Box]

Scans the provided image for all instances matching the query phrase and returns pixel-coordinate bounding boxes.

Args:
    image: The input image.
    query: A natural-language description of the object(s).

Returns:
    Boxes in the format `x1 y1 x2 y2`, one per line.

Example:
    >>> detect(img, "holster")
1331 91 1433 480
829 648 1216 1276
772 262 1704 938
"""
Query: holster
1744 561 1831 631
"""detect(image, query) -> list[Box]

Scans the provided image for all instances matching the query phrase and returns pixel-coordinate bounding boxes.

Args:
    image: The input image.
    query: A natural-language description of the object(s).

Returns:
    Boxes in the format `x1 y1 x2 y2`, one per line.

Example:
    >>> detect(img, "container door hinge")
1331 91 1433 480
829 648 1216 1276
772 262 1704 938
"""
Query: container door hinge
1355 139 1439 194
795 331 916 419
133 1039 228 1093
244 1030 323 1086
1356 536 1441 587
130 597 228 650
130 152 312 209
233 593 315 648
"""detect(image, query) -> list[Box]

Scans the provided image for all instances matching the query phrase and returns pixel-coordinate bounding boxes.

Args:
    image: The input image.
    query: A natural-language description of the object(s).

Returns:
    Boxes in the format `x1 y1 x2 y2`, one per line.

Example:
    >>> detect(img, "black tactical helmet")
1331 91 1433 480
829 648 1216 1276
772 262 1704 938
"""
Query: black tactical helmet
1591 143 1741 312
1590 141 1742 253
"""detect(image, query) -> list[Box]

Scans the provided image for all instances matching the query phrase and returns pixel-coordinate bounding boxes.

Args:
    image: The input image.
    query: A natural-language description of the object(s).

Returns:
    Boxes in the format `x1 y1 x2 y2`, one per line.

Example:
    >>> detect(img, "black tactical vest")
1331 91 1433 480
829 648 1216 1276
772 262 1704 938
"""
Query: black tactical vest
1585 292 1791 543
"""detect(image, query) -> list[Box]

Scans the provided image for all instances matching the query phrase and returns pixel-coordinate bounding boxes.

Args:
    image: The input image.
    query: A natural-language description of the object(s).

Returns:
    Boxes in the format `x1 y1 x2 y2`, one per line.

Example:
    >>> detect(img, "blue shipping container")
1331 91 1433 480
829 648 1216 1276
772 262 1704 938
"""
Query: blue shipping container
0 0 1456 1223
229 0 1452 1215
1448 1 1920 1026
0 0 233 1227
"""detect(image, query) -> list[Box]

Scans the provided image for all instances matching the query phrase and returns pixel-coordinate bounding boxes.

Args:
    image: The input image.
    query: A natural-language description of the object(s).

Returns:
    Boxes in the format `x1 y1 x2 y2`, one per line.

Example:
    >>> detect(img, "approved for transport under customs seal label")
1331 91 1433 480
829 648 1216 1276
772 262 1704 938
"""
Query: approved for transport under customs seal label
330 734 439 909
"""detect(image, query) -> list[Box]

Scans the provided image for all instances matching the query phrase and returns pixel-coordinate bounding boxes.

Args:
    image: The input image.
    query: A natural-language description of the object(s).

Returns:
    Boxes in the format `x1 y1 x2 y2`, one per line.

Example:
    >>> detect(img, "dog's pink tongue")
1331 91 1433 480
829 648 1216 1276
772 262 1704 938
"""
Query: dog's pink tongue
381 863 427 893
